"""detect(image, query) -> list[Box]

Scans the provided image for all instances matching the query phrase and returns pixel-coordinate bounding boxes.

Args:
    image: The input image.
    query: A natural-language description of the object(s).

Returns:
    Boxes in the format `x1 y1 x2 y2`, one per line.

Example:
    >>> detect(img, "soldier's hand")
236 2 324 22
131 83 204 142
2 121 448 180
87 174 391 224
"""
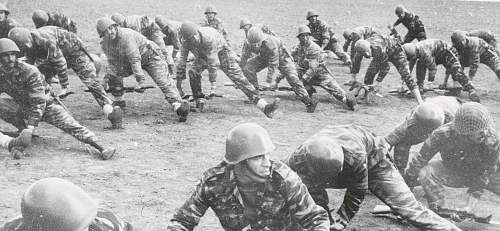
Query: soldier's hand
330 215 347 231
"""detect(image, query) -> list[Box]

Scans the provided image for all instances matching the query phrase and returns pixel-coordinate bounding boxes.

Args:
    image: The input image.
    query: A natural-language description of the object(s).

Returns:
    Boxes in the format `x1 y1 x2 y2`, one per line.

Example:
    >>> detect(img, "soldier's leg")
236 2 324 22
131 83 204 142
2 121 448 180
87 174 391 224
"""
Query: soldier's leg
106 74 125 107
443 50 480 102
326 39 351 65
0 97 26 131
393 143 411 175
480 50 500 80
316 69 346 102
369 158 461 231
143 54 182 104
279 57 316 110
188 60 207 99
390 49 423 103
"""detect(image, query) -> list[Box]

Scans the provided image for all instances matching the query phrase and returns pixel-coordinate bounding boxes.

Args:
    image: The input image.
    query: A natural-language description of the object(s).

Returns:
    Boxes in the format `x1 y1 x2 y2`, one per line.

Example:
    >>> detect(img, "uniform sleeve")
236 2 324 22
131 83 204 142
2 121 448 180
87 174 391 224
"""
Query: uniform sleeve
468 131 500 196
170 28 181 57
343 39 351 52
384 118 411 146
336 161 367 223
167 179 211 231
176 43 189 79
405 130 444 180
319 23 330 48
418 51 437 81
205 42 219 81
123 38 145 79
468 43 480 79
32 32 68 79
350 54 363 74
393 19 402 27
375 50 390 82
25 69 47 127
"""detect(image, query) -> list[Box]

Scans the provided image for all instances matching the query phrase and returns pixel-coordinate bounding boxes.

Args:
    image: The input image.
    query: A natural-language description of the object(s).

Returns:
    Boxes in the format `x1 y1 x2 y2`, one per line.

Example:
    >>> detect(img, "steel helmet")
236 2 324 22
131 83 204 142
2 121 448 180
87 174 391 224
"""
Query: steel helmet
239 18 252 29
21 178 98 231
111 13 125 26
225 123 275 164
395 5 406 15
402 43 418 60
247 27 265 44
180 21 199 40
354 39 371 57
155 15 167 29
414 101 445 131
342 29 354 40
297 25 311 37
306 10 319 20
0 3 9 15
7 28 32 49
32 10 49 28
302 136 344 178
96 17 117 38
0 38 20 54
205 5 217 14
454 102 492 135
451 30 468 45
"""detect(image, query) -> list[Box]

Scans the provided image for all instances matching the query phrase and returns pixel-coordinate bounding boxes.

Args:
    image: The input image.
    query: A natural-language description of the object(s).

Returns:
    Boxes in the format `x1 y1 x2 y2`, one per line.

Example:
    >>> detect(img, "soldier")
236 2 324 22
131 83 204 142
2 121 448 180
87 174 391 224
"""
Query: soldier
8 27 121 129
342 26 382 59
243 27 319 112
385 96 462 174
285 124 461 231
176 22 278 117
167 123 330 230
201 5 229 42
292 25 357 110
31 10 77 33
0 3 17 38
0 38 116 159
351 35 424 104
390 5 426 43
155 16 182 61
0 177 133 231
404 102 500 218
451 30 500 81
401 39 480 102
306 10 351 67
467 29 497 49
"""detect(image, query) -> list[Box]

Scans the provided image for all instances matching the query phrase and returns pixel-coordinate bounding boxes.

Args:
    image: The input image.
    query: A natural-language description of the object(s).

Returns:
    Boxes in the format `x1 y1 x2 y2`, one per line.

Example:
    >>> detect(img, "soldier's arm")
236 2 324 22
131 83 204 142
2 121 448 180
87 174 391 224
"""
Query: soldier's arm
319 23 330 49
176 44 189 79
468 45 480 79
239 42 252 68
375 52 391 83
350 54 363 74
336 163 367 224
420 52 437 80
167 179 211 231
33 33 68 81
124 39 146 81
384 117 411 146
393 18 402 27
467 131 500 197
25 69 47 127
405 130 443 183
343 39 351 52
171 28 181 59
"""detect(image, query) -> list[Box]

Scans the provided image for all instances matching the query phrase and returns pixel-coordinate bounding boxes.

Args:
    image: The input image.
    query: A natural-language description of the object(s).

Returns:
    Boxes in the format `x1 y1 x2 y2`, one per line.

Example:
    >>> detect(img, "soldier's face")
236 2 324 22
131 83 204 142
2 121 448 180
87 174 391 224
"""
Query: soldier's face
0 52 17 68
205 13 215 20
396 12 405 19
468 129 488 144
308 16 318 24
245 154 271 178
298 33 309 44
105 26 118 40
0 11 6 21
242 25 251 33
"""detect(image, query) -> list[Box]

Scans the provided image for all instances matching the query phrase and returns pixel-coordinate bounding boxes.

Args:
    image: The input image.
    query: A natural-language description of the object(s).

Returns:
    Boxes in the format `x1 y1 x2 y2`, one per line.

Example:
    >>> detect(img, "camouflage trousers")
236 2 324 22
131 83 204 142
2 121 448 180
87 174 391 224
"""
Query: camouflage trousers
419 159 500 205
298 66 346 102
434 49 475 91
479 49 500 80
366 48 418 90
189 46 260 102
403 31 427 44
188 56 219 84
39 51 113 107
0 97 98 145
244 52 313 105
108 46 182 104
318 38 351 64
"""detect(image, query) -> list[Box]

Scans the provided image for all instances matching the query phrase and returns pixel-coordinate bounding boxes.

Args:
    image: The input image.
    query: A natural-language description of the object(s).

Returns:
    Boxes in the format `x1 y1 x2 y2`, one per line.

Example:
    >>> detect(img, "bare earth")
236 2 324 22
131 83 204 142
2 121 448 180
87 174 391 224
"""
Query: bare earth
1 0 500 230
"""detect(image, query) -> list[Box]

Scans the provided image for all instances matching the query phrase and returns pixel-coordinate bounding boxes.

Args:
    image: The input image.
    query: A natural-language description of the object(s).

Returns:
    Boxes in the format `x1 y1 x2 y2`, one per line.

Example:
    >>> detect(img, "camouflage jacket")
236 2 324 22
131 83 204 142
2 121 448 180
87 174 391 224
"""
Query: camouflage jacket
167 161 330 231
406 123 500 196
407 39 456 80
201 17 229 41
0 208 133 231
0 60 48 127
307 20 331 47
351 34 402 76
291 39 324 71
455 36 492 79
468 29 496 46
45 11 77 33
286 124 390 224
123 15 164 42
393 12 425 33
100 27 157 78
159 20 182 53
252 35 290 80
384 96 461 146
343 26 381 54
240 24 276 67
0 18 18 38
177 27 226 77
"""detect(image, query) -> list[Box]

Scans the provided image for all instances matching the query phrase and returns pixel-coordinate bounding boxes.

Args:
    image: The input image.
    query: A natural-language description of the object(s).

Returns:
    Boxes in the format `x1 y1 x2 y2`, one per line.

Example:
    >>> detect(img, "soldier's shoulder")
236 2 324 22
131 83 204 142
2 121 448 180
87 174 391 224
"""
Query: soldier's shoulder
16 61 40 74
200 162 229 183
5 18 18 27
432 123 457 138
271 160 299 183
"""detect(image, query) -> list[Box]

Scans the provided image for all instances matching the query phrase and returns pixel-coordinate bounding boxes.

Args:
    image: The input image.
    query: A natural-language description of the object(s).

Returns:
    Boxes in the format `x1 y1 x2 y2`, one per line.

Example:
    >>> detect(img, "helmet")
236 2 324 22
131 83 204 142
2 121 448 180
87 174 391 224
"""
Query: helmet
414 101 445 131
302 136 344 177
21 178 98 231
155 15 167 29
454 102 492 135
297 25 311 37
180 21 199 39
451 30 468 45
0 3 9 15
225 123 275 164
7 28 32 49
239 18 252 29
395 5 406 15
354 39 371 57
402 43 418 60
342 29 354 40
0 38 20 54
306 10 318 20
205 5 217 14
96 17 117 38
32 10 49 28
111 13 125 26
247 27 265 44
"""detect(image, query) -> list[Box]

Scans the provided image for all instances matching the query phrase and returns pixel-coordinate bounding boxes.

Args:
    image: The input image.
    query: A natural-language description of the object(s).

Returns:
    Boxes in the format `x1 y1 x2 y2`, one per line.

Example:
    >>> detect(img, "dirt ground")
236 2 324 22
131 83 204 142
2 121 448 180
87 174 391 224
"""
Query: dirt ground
1 0 500 230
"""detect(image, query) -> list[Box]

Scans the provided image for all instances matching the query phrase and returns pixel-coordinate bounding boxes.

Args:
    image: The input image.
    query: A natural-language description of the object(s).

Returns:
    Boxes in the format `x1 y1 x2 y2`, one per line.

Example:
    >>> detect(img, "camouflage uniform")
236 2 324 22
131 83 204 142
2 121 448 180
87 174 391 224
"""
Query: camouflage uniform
24 26 112 107
240 24 275 70
201 17 229 42
167 160 330 231
393 12 426 43
101 27 181 104
286 124 461 231
243 34 315 106
343 26 381 59
405 123 500 206
177 27 262 102
351 34 418 90
454 36 500 80
384 96 462 174
0 18 17 38
408 39 475 91
307 20 350 64
43 11 77 33
292 39 347 102
0 208 133 231
157 20 182 59
0 60 100 147
468 29 497 49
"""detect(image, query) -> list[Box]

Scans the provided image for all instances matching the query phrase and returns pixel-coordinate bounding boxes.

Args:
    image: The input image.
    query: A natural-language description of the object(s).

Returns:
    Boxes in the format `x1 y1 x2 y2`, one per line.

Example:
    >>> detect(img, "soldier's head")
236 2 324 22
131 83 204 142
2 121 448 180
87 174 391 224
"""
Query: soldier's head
395 5 407 18
239 18 252 32
247 27 265 49
96 17 118 40
225 123 275 182
155 15 167 29
297 25 311 44
451 30 468 49
402 43 418 61
354 39 372 58
7 27 33 52
180 21 200 43
306 10 319 24
0 3 10 22
111 13 126 27
414 101 445 134
342 29 354 40
32 10 49 28
204 5 217 20
454 102 493 144
21 177 98 231
0 38 19 69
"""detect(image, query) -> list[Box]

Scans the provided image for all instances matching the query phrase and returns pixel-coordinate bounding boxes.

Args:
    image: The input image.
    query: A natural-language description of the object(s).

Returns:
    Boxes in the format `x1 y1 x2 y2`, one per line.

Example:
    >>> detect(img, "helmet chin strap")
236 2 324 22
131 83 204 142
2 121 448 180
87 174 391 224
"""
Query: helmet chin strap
234 161 269 185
